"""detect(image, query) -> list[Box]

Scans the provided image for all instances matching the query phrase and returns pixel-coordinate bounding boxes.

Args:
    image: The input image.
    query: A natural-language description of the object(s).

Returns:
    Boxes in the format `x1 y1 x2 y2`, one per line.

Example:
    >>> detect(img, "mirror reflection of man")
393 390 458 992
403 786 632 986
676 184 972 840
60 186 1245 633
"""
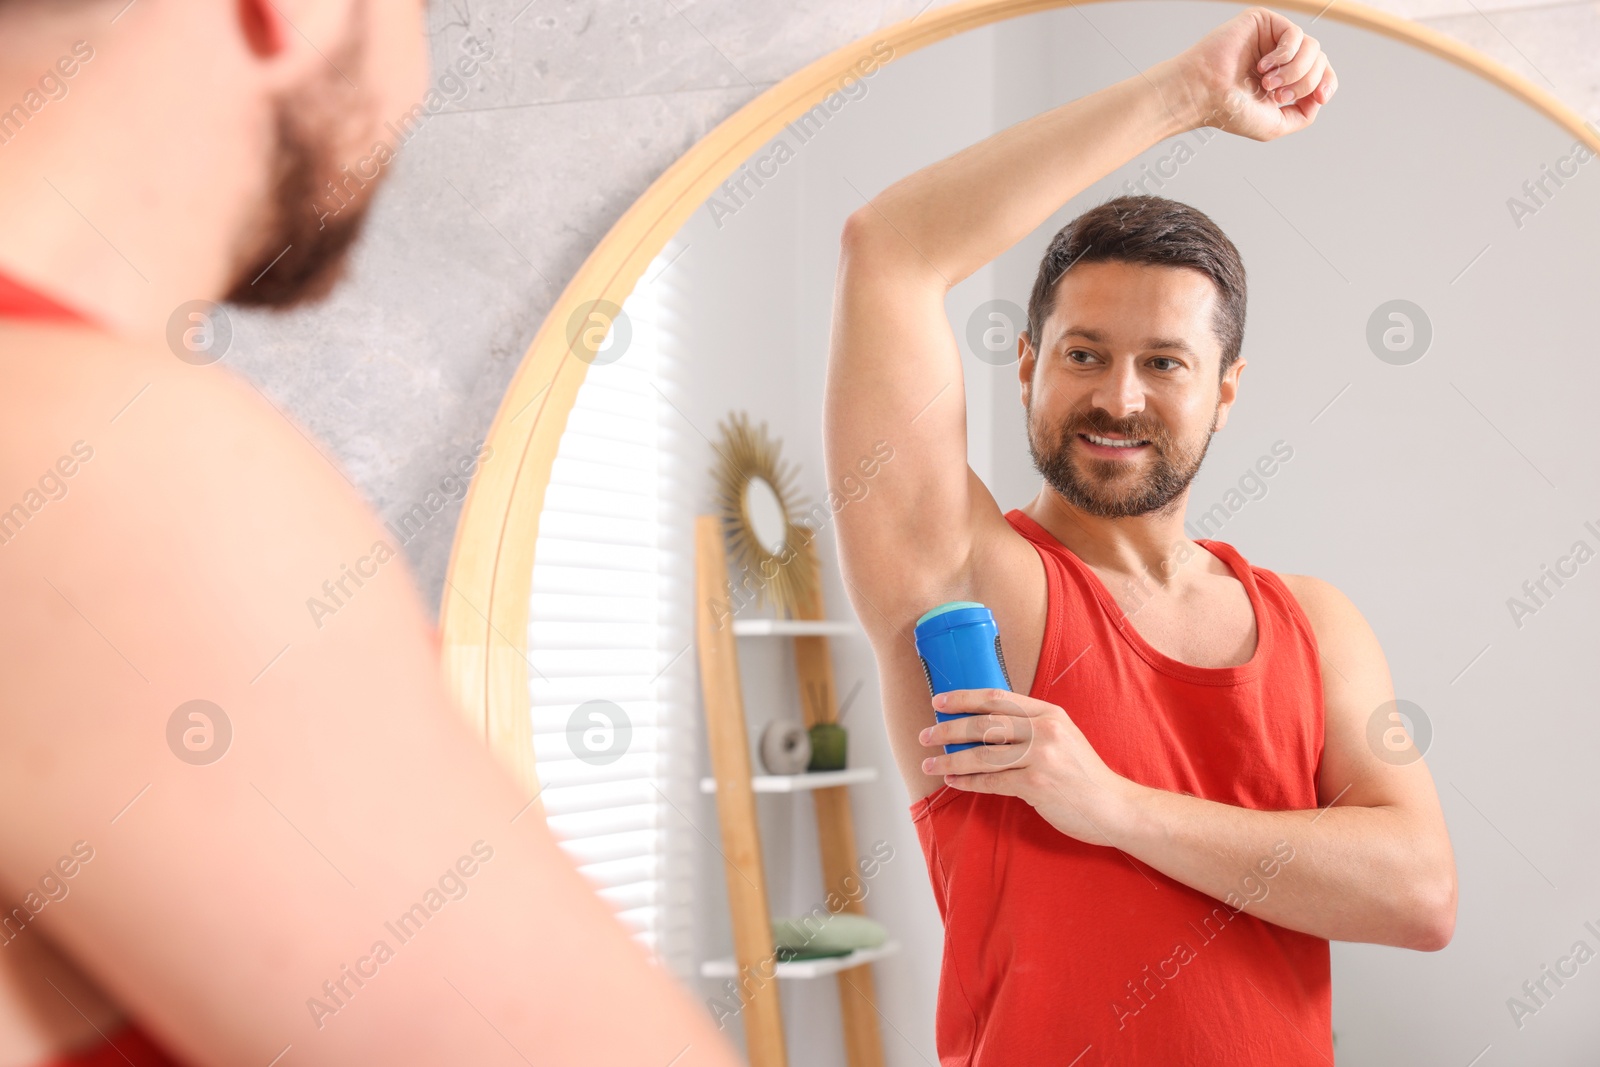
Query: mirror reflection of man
825 8 1455 1063
0 2 740 1065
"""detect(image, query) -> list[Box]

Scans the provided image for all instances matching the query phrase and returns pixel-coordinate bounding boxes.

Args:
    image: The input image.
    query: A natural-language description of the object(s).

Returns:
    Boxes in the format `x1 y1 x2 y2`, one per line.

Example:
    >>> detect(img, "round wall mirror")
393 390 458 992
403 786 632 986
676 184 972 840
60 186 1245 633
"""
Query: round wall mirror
743 477 788 556
710 409 815 616
442 3 1600 1063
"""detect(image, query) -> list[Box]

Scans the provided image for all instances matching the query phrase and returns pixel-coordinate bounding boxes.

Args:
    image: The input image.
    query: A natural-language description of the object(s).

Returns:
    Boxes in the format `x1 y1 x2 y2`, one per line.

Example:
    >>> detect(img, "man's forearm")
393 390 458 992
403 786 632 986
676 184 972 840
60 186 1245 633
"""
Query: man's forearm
850 60 1206 290
1102 779 1456 951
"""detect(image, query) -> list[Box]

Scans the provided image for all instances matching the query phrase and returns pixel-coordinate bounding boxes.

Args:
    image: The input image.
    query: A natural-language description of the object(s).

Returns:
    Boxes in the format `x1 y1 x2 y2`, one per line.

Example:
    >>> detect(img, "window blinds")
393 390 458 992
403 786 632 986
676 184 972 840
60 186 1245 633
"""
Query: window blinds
526 245 698 979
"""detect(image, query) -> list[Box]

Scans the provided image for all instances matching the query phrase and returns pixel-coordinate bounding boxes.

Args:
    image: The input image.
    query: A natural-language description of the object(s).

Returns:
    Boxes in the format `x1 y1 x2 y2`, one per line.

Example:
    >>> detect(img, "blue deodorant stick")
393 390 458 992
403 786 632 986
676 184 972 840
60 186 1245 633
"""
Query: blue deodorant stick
913 601 1012 754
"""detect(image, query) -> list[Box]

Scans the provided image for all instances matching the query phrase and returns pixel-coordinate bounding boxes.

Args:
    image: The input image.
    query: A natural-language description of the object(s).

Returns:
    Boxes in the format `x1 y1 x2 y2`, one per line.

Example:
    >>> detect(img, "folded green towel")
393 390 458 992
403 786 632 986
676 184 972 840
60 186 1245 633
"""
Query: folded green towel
772 913 887 961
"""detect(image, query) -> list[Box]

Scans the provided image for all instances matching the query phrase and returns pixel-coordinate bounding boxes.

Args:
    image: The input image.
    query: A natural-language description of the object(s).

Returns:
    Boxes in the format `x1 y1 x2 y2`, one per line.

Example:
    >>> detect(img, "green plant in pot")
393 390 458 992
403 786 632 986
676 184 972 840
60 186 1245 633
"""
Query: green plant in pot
808 722 847 771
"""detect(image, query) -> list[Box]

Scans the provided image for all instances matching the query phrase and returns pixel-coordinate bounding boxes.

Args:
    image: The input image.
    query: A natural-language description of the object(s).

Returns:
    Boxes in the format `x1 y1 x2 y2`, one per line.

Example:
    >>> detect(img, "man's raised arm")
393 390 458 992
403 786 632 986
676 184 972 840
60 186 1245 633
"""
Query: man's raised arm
822 7 1324 620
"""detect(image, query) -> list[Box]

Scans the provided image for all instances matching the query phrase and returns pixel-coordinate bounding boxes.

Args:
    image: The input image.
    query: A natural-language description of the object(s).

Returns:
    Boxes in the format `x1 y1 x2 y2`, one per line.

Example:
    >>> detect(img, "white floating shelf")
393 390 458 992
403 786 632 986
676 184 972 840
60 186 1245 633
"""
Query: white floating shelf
731 618 861 637
700 767 878 794
700 940 900 980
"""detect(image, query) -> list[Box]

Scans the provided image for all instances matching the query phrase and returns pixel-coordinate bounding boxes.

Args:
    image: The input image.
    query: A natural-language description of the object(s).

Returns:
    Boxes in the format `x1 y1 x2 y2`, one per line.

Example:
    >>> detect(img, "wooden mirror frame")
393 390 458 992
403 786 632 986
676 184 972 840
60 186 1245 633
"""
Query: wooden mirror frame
437 0 1599 800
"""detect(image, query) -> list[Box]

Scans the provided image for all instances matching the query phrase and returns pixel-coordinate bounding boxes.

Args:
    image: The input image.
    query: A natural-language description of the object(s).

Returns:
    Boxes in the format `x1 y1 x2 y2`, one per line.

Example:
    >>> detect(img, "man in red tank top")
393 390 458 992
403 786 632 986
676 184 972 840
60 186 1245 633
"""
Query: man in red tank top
825 9 1457 1065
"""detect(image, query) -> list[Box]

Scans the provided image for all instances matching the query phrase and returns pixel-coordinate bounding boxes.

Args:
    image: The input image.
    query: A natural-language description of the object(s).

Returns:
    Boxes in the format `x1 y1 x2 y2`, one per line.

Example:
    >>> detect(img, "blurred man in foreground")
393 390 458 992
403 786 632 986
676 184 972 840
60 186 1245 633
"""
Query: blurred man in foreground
0 2 740 1064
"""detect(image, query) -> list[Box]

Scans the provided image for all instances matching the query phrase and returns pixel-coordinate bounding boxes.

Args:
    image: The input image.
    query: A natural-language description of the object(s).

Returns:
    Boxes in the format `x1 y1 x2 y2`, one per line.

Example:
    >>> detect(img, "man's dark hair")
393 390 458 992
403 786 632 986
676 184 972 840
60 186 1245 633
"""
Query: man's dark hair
1025 195 1247 382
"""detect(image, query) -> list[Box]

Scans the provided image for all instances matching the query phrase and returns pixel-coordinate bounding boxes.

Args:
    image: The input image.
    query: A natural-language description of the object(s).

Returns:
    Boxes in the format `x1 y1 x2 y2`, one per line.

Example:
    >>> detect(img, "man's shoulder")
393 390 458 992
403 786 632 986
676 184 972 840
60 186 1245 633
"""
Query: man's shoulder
0 323 430 676
1271 571 1374 654
2 323 375 531
1273 572 1352 614
0 322 289 473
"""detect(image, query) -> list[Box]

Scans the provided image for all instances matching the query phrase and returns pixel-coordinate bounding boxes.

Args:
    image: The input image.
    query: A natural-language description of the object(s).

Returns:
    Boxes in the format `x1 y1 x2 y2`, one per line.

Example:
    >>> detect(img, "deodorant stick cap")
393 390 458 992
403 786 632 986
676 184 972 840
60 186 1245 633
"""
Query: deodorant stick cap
916 600 986 627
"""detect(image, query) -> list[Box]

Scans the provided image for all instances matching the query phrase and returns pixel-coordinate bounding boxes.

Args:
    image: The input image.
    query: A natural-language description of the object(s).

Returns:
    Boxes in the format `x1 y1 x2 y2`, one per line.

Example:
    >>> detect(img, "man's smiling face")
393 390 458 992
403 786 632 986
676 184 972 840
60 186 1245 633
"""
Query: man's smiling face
1019 259 1246 520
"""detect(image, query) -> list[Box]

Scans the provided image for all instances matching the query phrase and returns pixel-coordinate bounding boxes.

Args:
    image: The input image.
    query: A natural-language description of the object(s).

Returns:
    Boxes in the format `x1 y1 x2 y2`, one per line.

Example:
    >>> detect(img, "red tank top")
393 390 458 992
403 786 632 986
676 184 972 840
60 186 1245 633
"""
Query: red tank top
0 269 91 324
33 1023 183 1067
910 509 1331 1065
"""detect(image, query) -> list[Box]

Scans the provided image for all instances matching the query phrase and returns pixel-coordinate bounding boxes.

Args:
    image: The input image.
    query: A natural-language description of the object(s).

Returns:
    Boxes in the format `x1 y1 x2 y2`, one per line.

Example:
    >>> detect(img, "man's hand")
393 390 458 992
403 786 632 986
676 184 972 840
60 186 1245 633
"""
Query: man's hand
1154 6 1338 141
919 689 1132 846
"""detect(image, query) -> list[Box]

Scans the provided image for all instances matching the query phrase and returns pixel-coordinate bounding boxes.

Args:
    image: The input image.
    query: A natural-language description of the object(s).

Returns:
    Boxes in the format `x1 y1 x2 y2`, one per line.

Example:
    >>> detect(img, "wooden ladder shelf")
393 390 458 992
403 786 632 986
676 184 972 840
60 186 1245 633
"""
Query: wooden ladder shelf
693 514 887 1067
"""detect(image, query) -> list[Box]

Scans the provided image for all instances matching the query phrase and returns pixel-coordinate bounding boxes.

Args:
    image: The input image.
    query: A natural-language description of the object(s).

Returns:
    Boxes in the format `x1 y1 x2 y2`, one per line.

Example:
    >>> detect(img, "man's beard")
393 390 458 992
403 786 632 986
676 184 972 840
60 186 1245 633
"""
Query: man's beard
1026 396 1216 519
224 26 377 308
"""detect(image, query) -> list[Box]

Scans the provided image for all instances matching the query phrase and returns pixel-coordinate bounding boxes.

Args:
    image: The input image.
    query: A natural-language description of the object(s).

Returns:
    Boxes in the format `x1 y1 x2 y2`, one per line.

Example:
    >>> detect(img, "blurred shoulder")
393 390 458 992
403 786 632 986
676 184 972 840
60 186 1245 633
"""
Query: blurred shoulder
2 321 380 537
0 321 436 680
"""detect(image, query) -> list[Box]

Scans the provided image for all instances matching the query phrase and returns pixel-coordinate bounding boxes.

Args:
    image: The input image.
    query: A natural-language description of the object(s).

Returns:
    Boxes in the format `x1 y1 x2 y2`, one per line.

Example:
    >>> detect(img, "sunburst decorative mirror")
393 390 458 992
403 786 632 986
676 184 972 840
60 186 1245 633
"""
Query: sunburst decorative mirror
710 411 815 617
